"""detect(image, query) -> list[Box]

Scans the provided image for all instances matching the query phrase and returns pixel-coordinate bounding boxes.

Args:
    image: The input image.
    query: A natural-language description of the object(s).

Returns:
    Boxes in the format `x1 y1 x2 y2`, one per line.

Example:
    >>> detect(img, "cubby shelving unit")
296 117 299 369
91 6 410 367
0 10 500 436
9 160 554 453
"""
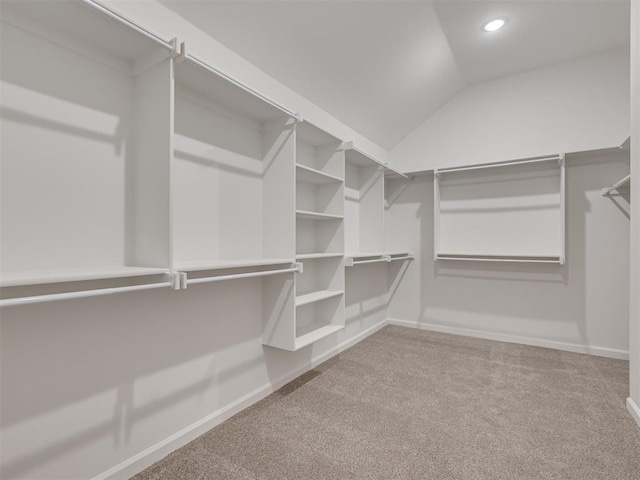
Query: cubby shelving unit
0 0 175 289
344 146 414 268
263 122 346 350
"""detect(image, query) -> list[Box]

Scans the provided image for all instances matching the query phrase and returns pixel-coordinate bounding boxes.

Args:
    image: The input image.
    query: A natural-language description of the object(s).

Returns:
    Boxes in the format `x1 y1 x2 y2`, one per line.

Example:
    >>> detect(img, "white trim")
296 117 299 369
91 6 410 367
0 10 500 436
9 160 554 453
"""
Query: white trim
91 319 387 480
387 318 629 360
627 398 640 428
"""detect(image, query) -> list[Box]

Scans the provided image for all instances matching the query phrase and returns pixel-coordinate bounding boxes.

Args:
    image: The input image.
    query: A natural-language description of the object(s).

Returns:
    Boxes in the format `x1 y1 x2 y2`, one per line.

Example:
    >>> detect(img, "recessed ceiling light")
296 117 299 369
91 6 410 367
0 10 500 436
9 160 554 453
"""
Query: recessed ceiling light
482 18 507 32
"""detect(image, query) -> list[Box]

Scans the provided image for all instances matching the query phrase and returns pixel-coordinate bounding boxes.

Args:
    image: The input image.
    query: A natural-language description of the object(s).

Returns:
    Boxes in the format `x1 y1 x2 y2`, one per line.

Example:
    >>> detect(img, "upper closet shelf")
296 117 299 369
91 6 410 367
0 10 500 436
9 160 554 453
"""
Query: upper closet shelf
343 142 411 179
0 266 169 288
602 174 631 196
176 53 296 124
2 0 175 75
173 258 294 273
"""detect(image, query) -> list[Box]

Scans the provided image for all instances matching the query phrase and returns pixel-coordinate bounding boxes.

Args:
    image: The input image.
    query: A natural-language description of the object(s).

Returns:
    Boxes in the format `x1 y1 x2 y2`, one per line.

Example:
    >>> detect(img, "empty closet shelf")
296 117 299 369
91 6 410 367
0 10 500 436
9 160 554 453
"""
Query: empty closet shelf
294 324 343 350
295 290 344 307
296 253 344 260
296 164 344 184
0 266 169 288
296 210 344 220
173 258 294 272
436 254 563 264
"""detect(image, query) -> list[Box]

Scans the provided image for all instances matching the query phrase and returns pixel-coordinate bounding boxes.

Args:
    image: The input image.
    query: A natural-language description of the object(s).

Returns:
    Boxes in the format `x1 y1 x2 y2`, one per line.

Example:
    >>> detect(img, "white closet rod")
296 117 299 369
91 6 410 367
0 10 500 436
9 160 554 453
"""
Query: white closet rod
0 280 175 308
81 0 173 50
187 54 298 120
602 174 631 196
436 155 563 175
348 255 414 266
436 255 563 264
186 264 302 286
387 255 414 262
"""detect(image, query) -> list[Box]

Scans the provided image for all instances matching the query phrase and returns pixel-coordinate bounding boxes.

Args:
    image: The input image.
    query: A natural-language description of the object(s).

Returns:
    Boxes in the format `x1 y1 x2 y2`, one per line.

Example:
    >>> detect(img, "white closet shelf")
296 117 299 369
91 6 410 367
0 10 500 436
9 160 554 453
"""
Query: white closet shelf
436 254 564 264
173 258 294 272
346 253 385 259
176 56 292 124
295 290 343 307
296 253 344 260
296 164 343 184
294 324 343 350
296 210 344 221
0 266 169 288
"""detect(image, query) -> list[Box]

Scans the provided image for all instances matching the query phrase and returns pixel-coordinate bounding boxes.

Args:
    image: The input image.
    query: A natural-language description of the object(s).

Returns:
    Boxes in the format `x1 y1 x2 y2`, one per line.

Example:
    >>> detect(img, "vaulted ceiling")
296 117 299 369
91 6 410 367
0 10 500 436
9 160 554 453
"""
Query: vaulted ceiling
160 0 630 150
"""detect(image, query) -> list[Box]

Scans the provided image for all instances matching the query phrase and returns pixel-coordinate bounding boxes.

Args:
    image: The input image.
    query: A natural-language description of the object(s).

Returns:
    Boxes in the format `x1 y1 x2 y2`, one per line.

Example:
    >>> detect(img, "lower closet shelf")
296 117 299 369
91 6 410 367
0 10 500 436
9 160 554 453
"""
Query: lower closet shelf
0 266 169 288
295 324 343 350
295 290 343 307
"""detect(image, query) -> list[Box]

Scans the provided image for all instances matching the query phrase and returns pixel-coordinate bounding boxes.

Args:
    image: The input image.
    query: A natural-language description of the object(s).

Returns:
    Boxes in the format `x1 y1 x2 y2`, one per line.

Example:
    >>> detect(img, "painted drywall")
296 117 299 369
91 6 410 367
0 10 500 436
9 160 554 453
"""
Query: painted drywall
386 150 631 358
629 0 640 425
391 48 630 172
0 274 390 480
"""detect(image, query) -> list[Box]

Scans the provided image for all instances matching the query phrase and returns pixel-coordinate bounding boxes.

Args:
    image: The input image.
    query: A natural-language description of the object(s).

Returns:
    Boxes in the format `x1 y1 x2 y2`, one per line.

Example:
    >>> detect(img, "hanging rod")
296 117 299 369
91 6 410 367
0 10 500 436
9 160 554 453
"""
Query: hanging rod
81 0 173 51
435 154 564 175
436 254 563 264
386 254 414 262
186 263 302 286
186 53 298 120
346 254 414 266
602 174 631 196
0 276 177 307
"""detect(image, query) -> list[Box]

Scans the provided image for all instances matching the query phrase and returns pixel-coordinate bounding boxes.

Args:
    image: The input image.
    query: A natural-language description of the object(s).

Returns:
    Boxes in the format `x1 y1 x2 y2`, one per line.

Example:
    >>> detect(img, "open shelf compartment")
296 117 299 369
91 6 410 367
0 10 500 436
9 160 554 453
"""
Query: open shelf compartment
172 57 296 272
1 0 174 286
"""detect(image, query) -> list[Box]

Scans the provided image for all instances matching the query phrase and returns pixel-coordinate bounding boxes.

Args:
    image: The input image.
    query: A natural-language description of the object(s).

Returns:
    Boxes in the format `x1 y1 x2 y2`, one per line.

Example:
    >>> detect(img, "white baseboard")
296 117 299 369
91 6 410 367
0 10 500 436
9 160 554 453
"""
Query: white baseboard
93 320 388 480
387 318 629 360
628 398 640 428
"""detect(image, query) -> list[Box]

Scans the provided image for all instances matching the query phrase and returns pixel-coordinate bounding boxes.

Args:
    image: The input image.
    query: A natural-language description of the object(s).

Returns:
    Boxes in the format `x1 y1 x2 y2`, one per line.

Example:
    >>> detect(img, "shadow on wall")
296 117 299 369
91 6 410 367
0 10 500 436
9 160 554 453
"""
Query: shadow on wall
0 278 282 479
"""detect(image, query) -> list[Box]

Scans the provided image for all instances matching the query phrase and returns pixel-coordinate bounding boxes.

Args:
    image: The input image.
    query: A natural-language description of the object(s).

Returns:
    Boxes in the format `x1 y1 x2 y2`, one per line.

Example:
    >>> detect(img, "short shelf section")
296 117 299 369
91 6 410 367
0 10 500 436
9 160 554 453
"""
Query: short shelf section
296 253 344 260
295 290 343 307
296 210 344 221
296 164 344 184
295 325 344 350
174 258 293 272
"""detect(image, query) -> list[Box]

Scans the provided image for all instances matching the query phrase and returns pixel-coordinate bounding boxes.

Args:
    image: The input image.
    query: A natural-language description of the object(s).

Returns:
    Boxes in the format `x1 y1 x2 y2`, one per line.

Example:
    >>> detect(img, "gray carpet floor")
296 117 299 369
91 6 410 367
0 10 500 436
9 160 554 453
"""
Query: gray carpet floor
132 326 640 480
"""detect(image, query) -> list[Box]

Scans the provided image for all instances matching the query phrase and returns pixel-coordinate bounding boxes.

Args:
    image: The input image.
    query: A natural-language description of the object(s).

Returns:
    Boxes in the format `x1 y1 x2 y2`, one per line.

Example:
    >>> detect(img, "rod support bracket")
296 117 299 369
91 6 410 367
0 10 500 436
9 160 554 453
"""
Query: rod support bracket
294 113 304 123
171 38 187 64
342 141 354 151
165 272 182 290
294 262 303 273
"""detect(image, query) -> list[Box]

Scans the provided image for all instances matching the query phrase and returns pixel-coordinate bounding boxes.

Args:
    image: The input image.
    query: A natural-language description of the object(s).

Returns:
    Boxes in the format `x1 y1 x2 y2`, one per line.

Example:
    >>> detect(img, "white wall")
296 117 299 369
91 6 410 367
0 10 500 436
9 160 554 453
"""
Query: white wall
391 48 630 172
386 150 630 357
629 0 640 426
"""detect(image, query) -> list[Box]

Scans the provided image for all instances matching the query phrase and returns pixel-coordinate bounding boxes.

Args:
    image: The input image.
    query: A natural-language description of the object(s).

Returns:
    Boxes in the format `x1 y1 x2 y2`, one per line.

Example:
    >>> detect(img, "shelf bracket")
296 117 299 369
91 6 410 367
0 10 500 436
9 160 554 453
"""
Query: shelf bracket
294 262 304 273
166 272 182 290
172 39 187 64
294 113 304 123
342 141 354 151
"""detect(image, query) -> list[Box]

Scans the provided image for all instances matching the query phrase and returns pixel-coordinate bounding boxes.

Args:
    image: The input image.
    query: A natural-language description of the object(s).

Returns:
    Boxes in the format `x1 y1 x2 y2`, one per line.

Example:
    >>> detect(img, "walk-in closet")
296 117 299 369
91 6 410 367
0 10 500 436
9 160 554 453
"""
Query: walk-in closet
1 1 639 479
